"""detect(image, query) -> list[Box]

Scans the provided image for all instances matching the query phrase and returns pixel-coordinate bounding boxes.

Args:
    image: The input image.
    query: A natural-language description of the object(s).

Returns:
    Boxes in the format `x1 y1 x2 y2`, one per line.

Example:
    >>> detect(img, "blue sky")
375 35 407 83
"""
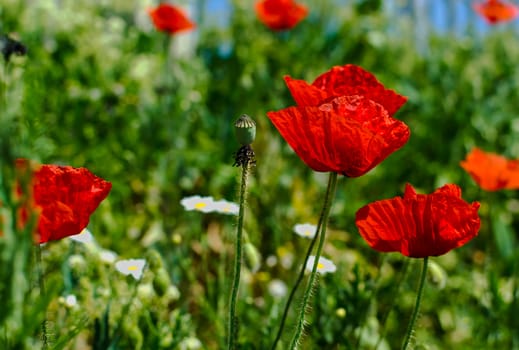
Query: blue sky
200 0 518 34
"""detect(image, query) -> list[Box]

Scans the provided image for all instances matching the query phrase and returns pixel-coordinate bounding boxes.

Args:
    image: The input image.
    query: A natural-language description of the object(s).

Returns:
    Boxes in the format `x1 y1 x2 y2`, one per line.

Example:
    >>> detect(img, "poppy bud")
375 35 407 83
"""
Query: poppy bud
145 249 164 271
137 283 155 304
234 114 256 145
244 242 261 273
153 268 171 296
427 260 447 290
164 285 181 303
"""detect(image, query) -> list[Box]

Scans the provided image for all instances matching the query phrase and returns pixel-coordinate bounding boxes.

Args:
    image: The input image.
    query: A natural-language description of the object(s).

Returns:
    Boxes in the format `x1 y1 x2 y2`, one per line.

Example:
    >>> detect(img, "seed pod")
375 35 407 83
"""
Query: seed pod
234 114 256 145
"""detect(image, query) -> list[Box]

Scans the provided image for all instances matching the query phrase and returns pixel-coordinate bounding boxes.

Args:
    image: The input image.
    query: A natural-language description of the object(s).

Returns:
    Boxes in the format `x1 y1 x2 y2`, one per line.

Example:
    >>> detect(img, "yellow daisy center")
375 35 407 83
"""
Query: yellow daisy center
317 263 325 270
127 265 138 271
195 202 207 209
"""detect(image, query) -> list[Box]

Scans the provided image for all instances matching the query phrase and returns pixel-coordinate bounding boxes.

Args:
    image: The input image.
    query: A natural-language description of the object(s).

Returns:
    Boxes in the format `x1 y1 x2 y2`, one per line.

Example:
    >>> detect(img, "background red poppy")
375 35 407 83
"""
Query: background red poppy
148 3 196 34
473 0 519 24
255 0 308 31
460 148 519 191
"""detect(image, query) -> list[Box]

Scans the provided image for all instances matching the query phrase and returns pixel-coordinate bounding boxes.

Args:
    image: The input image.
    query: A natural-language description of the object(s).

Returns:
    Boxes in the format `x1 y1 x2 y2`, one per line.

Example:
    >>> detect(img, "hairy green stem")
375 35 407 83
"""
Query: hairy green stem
36 245 49 350
401 257 429 350
227 164 250 350
271 205 325 349
289 172 338 349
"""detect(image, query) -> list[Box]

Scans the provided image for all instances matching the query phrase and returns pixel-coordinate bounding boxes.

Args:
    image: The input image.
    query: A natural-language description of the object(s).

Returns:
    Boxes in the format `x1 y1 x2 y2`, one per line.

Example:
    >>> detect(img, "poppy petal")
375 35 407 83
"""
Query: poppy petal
473 0 519 24
356 184 480 258
33 164 112 243
255 0 308 31
148 3 196 34
284 76 329 106
268 96 409 177
460 148 519 191
311 65 408 115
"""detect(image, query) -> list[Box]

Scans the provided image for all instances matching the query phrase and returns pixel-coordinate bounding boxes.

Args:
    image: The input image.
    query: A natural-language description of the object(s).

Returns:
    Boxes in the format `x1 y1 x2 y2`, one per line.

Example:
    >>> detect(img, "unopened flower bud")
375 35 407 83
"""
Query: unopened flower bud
234 114 256 145
153 268 171 296
244 242 261 273
427 260 447 290
137 283 155 304
164 285 181 303
146 249 164 271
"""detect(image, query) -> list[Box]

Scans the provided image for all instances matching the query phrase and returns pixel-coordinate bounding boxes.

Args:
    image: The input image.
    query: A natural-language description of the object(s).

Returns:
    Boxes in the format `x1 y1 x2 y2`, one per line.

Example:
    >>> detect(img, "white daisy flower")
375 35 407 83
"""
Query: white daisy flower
268 279 288 299
179 337 202 350
115 258 146 280
293 223 317 239
69 228 95 243
64 294 78 308
305 256 337 274
265 255 278 267
212 199 239 215
100 249 118 264
180 195 216 213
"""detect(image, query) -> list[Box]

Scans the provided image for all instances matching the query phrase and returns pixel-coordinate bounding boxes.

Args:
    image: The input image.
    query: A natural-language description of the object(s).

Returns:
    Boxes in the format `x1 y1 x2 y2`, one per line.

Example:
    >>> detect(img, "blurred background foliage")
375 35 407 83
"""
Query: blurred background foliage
1 0 519 349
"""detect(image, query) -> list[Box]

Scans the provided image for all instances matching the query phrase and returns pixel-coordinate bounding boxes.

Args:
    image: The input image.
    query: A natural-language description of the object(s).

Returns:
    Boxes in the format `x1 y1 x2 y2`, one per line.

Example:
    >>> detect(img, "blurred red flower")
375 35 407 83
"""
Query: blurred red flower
460 148 519 191
267 64 409 177
13 159 112 243
355 184 481 258
255 0 308 31
473 0 519 24
148 3 196 34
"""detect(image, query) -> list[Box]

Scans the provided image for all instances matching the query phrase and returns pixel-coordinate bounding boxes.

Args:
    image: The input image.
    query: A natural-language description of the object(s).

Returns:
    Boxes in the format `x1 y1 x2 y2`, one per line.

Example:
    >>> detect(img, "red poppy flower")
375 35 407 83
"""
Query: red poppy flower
13 159 112 243
255 0 308 31
148 3 196 34
460 148 519 191
267 65 409 177
473 0 519 24
355 184 481 258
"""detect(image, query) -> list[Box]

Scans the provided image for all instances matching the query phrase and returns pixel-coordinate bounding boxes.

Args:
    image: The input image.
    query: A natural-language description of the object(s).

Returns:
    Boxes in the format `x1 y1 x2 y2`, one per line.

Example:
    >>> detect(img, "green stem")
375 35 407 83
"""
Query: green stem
36 244 49 350
401 257 429 350
289 172 338 349
374 258 411 350
271 204 325 349
227 163 250 350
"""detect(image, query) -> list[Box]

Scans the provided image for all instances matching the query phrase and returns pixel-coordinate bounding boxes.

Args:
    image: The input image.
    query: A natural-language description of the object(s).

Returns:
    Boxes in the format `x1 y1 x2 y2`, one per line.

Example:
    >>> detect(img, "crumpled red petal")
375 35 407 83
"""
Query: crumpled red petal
355 184 481 258
267 95 409 177
33 164 112 243
285 65 407 116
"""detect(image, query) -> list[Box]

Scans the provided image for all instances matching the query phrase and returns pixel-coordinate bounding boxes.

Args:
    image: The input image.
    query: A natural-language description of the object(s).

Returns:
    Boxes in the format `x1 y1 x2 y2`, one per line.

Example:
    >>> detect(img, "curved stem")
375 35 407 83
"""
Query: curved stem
271 204 325 349
227 164 250 350
401 257 429 350
36 244 49 350
289 172 338 349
